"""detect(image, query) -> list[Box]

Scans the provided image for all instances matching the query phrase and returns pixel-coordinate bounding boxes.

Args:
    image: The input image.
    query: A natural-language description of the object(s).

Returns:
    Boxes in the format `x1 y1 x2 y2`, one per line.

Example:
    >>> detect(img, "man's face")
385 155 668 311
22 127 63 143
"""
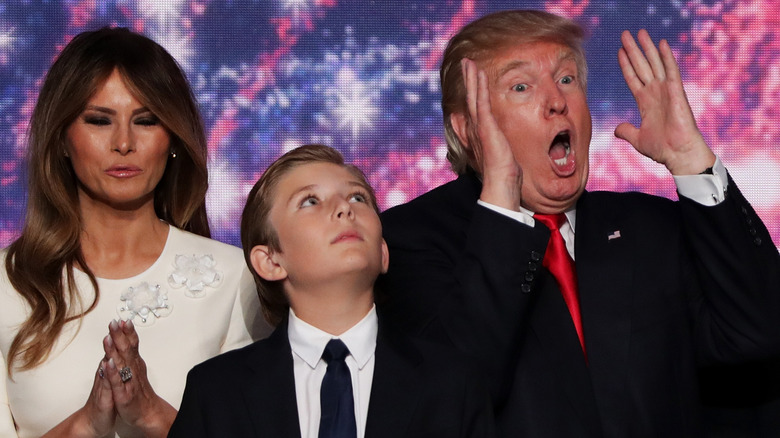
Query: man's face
480 41 591 213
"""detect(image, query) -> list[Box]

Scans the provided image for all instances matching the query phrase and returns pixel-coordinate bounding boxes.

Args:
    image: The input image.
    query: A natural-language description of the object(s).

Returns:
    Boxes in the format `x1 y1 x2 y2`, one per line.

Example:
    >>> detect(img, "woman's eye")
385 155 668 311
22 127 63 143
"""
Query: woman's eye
512 83 528 92
349 193 368 203
84 116 110 126
134 117 160 126
300 196 318 207
560 75 574 85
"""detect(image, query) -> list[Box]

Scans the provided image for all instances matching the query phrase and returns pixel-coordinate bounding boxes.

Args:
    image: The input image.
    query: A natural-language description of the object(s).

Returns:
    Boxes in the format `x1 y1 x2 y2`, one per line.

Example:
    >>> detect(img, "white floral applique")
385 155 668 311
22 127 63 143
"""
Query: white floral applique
167 254 223 298
117 282 173 326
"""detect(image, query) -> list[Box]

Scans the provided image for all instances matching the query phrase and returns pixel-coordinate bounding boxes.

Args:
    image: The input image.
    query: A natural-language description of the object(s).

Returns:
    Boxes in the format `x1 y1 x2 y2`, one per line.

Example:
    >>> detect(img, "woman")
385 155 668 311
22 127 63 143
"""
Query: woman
0 28 270 437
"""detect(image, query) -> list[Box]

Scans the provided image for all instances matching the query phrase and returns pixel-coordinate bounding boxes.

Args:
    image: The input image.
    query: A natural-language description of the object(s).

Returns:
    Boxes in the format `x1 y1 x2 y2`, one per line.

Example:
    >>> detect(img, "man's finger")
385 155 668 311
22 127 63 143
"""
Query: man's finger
659 39 682 85
636 29 665 80
462 58 478 121
620 30 653 85
617 48 643 95
614 122 639 148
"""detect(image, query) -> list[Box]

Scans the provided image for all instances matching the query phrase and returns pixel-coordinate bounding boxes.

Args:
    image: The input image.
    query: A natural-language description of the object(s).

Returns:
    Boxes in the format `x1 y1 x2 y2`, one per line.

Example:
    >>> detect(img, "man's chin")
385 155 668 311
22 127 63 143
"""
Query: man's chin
525 186 584 214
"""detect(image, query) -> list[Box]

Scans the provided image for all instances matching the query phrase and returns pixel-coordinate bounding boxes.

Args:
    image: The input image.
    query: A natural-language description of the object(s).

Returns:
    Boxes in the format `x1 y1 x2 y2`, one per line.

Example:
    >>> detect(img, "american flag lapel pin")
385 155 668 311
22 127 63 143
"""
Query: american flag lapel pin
608 230 621 240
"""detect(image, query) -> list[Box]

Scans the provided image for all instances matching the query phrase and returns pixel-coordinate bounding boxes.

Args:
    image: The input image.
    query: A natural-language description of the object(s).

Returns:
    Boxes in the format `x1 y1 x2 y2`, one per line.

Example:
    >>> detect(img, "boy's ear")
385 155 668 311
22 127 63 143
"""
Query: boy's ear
450 112 471 151
250 245 288 282
380 238 390 274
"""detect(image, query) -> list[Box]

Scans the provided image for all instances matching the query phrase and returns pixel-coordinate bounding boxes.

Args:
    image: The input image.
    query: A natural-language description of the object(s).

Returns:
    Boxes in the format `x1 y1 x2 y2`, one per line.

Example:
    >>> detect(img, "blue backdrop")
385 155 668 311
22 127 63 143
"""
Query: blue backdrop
1 0 778 248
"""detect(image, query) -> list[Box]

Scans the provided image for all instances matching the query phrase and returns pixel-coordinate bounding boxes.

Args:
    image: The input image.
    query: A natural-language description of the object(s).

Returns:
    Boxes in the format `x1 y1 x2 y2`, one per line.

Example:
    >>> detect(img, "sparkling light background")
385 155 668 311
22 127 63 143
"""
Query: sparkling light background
0 0 778 248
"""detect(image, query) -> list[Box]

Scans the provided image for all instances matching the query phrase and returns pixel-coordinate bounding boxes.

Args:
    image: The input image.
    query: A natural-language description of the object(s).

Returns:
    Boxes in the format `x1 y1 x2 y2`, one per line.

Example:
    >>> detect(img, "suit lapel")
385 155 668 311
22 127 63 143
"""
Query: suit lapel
575 192 634 436
241 323 302 438
529 268 602 433
364 326 423 438
460 174 602 433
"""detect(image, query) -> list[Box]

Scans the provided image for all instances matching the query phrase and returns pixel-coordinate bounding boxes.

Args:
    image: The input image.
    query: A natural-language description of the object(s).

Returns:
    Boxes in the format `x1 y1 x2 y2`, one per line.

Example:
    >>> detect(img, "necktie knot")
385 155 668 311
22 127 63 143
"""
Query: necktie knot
534 212 566 232
322 339 350 363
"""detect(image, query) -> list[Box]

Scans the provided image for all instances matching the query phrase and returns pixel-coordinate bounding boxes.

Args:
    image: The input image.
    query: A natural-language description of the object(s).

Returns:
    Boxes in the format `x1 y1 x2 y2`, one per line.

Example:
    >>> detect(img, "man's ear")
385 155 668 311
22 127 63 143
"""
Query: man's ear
450 112 471 150
250 245 288 281
380 238 390 274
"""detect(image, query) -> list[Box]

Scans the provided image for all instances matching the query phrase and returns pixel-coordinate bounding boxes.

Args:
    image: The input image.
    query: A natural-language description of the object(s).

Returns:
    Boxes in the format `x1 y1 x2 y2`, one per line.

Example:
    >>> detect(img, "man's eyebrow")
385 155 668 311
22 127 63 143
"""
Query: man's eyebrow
558 50 578 65
495 60 530 80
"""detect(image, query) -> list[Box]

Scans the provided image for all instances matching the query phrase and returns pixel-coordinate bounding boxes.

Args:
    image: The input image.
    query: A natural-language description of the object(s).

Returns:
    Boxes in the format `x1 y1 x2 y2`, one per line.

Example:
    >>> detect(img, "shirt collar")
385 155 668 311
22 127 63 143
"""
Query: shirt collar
522 206 577 233
564 209 577 232
288 305 378 370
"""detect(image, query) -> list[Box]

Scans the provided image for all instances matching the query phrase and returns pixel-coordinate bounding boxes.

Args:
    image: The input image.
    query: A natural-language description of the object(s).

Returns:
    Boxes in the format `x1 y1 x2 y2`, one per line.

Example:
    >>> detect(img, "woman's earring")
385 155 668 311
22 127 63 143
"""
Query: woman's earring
170 150 177 158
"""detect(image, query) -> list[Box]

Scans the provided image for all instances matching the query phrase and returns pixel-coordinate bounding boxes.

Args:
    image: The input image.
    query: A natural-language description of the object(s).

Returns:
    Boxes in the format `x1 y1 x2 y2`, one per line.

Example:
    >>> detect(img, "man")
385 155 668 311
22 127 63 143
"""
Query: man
378 10 780 437
169 145 494 438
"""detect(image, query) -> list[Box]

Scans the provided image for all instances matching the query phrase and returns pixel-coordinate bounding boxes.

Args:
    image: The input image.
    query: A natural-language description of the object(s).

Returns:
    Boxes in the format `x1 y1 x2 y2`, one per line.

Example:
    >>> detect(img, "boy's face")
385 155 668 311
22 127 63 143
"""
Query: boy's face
261 162 388 288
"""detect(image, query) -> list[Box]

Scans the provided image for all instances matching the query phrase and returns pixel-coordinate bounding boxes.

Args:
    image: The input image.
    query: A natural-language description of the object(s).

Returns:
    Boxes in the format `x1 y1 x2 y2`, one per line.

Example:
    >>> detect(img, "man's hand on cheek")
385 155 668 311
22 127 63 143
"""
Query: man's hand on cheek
459 58 523 211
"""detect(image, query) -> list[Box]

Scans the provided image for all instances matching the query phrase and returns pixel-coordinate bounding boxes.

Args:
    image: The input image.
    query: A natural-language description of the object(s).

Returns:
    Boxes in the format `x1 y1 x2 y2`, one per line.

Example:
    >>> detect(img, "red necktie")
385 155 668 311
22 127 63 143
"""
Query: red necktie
534 213 586 356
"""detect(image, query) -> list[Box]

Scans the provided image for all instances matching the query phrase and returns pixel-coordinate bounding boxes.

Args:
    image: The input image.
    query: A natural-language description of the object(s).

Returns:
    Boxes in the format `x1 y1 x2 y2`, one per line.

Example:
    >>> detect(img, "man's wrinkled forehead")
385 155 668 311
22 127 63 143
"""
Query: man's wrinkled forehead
485 42 579 81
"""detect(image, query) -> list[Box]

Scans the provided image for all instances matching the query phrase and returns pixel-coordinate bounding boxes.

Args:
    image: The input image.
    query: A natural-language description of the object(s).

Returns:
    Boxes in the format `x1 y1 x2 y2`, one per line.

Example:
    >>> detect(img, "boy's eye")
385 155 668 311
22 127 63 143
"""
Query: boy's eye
349 193 368 203
511 83 528 92
560 75 574 85
300 196 319 208
84 116 110 126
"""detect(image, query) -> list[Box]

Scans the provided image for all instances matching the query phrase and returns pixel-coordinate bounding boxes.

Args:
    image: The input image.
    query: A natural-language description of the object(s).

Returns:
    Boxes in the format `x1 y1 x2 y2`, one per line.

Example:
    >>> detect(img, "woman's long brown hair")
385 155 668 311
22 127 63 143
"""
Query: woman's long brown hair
5 27 211 374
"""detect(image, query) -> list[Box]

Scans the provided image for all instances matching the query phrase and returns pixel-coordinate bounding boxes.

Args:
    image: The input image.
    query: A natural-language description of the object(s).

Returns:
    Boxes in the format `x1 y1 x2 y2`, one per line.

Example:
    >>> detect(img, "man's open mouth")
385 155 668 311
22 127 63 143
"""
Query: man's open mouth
548 130 577 176
549 131 571 166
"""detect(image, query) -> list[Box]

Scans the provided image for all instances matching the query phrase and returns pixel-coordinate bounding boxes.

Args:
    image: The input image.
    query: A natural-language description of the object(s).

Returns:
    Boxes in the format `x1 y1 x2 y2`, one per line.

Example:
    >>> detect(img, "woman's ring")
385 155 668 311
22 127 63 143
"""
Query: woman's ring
119 366 132 383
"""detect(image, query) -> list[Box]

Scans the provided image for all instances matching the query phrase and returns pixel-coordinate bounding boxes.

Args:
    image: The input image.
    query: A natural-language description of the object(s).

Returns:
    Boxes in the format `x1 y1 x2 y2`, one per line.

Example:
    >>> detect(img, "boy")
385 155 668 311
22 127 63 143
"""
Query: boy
168 144 494 438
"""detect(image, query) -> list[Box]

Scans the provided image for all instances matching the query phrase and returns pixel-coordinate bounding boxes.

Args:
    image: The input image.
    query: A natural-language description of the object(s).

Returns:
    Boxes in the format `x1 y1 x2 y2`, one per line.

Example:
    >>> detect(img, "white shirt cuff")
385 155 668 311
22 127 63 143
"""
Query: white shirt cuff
673 157 729 206
477 200 535 227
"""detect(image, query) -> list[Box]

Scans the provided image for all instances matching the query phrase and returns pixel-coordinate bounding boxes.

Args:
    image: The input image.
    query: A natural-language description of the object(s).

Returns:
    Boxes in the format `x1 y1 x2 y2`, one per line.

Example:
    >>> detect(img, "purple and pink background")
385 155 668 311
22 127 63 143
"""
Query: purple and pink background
0 0 778 249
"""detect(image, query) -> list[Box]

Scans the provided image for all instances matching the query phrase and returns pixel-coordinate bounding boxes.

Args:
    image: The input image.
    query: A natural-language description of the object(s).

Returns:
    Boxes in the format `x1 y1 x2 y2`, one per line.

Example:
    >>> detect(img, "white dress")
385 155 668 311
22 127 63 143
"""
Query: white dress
0 226 272 438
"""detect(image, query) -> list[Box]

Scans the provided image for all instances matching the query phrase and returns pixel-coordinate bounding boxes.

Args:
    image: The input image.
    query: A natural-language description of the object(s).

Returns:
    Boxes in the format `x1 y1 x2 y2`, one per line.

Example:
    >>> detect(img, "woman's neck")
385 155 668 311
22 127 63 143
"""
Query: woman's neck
79 199 169 279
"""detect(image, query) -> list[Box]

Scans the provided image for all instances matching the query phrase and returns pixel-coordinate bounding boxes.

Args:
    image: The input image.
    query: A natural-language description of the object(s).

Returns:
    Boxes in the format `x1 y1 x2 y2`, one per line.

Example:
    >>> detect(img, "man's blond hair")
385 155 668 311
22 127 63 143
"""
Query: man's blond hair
440 10 588 174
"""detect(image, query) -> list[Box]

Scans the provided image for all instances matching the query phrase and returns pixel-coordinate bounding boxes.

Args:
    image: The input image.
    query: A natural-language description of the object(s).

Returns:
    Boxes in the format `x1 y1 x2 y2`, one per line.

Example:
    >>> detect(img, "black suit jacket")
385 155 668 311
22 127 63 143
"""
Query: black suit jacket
168 318 495 438
377 172 780 438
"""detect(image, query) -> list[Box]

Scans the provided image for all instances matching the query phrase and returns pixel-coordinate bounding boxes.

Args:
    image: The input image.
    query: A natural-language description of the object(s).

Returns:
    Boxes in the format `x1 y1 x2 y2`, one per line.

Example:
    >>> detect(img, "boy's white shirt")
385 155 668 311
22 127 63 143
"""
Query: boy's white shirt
288 305 377 438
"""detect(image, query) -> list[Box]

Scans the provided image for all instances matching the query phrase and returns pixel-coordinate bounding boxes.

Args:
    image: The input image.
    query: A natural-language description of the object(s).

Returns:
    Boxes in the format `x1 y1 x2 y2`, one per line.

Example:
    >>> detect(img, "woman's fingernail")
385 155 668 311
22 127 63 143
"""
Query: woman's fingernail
109 319 119 330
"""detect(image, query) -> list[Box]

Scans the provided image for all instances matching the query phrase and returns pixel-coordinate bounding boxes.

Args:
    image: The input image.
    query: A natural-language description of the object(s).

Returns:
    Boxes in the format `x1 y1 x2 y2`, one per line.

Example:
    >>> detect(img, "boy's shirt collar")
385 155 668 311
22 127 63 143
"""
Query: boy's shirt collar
288 305 378 370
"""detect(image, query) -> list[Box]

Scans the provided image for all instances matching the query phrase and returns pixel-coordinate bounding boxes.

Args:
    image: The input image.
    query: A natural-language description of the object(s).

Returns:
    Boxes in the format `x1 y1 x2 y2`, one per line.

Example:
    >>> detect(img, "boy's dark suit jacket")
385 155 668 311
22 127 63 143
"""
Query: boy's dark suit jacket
168 318 495 438
377 172 780 438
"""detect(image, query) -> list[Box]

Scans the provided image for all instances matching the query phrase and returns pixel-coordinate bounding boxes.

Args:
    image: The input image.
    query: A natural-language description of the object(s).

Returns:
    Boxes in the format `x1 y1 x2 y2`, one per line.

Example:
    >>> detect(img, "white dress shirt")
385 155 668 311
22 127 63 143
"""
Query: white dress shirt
478 157 729 259
288 305 378 438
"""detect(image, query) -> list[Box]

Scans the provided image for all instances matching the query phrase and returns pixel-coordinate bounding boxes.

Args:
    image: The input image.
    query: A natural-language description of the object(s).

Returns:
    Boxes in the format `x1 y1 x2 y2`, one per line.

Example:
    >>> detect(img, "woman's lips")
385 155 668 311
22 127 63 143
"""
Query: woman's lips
105 165 142 178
